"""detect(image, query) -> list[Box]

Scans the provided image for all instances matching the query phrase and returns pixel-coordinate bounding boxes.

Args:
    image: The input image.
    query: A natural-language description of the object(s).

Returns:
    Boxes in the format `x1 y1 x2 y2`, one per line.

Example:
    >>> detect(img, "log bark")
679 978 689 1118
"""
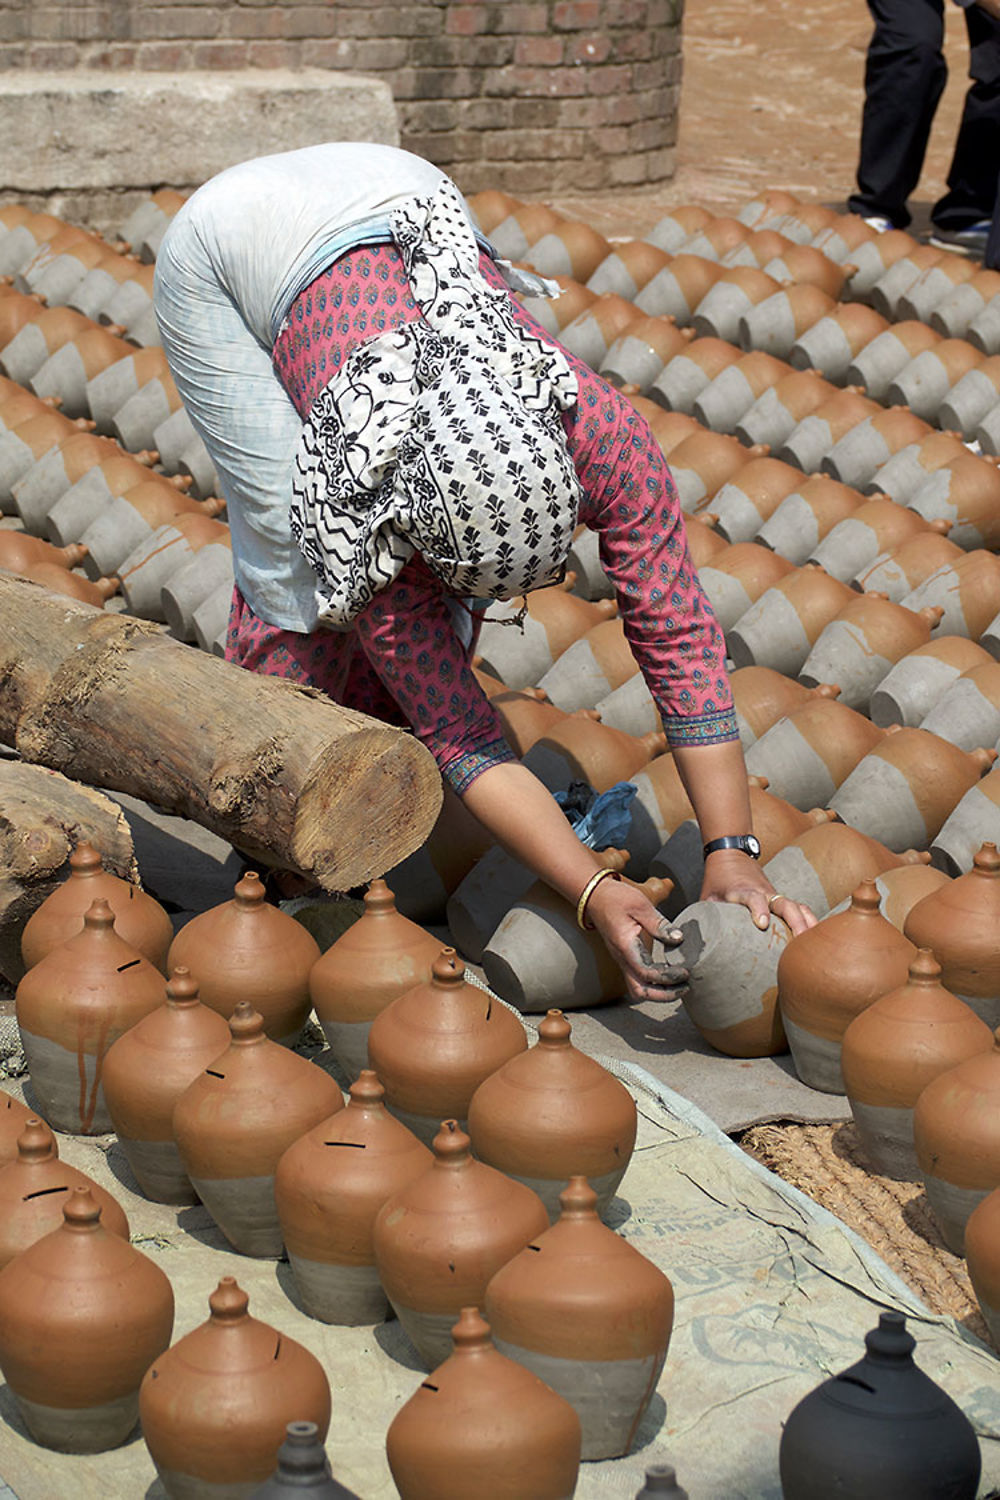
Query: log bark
0 575 442 893
0 758 137 983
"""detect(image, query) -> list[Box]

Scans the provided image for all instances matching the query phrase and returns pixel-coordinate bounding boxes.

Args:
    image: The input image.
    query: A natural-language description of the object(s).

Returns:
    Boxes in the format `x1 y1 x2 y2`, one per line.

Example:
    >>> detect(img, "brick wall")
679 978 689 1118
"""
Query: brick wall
0 0 683 194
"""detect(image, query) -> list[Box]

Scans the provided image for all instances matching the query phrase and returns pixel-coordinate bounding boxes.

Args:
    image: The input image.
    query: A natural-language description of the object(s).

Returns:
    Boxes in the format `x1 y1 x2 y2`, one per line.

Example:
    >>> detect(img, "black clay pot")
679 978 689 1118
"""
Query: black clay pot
779 1312 980 1500
249 1422 361 1497
635 1465 689 1499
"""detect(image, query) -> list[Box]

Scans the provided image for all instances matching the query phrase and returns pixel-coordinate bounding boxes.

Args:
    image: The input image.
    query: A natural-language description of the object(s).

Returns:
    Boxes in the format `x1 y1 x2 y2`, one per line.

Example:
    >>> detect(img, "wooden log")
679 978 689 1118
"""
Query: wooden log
0 758 137 983
0 575 442 893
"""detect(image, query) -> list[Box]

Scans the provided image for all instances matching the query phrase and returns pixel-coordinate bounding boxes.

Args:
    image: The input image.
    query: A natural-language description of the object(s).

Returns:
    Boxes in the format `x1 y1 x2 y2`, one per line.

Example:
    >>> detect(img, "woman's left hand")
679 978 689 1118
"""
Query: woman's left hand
701 849 817 936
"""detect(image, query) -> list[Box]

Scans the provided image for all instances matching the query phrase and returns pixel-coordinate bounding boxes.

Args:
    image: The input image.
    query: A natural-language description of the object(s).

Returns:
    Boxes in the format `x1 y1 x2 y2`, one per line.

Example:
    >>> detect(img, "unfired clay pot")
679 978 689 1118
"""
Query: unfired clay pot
0 1117 129 1268
308 878 441 1083
870 635 992 728
727 566 855 676
373 1120 549 1370
907 450 1000 551
762 822 929 919
485 1177 673 1460
0 1187 173 1453
913 1028 1000 1253
15 898 166 1133
854 531 964 603
754 474 863 565
841 950 993 1180
0 532 86 574
367 948 527 1144
965 1187 1000 1348
527 712 668 794
140 1277 331 1499
830 863 950 932
799 598 944 715
729 667 840 749
19 559 118 606
274 1070 432 1325
168 870 321 1045
745 695 888 811
467 1009 637 1221
20 838 172 974
778 881 917 1093
171 1002 343 1257
829 729 995 854
385 1307 581 1500
483 865 672 1011
101 967 231 1204
536 616 639 713
677 900 791 1056
904 842 1000 1028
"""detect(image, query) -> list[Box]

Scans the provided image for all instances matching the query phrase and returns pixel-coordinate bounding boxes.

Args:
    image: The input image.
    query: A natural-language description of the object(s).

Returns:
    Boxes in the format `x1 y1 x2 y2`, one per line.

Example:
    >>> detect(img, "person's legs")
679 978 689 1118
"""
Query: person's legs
848 0 947 228
931 3 1000 247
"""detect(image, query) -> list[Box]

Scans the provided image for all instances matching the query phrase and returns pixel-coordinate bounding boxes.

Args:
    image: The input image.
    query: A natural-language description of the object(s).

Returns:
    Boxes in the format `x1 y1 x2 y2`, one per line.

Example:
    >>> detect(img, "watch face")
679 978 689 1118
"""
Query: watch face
745 835 761 858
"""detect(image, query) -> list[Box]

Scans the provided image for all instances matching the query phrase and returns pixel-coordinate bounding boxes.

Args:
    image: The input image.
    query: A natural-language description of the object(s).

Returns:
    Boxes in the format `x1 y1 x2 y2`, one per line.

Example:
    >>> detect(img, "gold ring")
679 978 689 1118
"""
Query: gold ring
767 892 786 911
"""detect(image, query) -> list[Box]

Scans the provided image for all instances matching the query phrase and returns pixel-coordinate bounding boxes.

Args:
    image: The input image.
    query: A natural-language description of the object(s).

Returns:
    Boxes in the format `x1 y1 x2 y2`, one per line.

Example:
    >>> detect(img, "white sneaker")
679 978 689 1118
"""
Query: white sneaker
862 215 895 234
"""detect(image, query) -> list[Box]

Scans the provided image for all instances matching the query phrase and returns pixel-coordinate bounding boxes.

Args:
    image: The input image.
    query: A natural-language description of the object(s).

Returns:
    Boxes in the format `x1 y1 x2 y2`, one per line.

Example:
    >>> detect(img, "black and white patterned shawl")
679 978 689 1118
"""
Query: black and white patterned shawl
288 179 581 627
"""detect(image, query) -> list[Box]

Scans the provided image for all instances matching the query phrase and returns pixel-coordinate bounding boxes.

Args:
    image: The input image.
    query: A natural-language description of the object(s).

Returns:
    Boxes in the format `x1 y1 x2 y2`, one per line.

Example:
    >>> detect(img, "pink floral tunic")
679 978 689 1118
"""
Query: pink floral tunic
225 244 737 795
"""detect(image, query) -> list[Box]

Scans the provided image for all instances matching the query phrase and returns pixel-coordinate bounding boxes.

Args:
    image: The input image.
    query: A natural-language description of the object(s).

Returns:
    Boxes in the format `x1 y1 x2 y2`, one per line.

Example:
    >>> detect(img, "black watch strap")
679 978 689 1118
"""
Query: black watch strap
703 834 761 860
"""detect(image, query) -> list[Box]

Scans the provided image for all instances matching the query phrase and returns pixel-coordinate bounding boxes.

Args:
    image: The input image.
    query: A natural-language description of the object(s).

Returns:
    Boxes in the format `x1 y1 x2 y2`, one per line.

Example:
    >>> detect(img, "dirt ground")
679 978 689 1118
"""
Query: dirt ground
550 0 975 236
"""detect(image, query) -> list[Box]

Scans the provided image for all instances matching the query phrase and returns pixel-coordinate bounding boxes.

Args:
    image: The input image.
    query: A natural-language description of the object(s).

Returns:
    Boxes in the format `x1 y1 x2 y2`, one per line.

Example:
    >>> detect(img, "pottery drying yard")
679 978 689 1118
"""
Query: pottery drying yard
2 0 1000 1496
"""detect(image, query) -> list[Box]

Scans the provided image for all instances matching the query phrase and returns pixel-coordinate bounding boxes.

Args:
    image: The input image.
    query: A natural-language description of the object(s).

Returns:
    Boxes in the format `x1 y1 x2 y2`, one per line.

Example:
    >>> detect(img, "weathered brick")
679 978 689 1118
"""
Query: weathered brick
334 6 441 37
279 6 342 39
567 32 611 64
479 126 593 161
552 0 600 29
648 0 683 24
604 0 648 24
445 4 489 36
489 4 548 35
131 6 221 39
0 42 30 66
514 35 563 65
606 152 649 186
316 36 410 69
407 66 485 100
224 8 286 40
598 92 643 125
590 124 632 155
0 8 25 39
487 64 589 97
83 41 139 66
246 37 298 66
610 28 652 60
408 34 470 66
134 38 193 67
191 39 246 66
26 6 112 41
586 64 634 96
25 39 79 65
461 34 516 66
508 95 561 127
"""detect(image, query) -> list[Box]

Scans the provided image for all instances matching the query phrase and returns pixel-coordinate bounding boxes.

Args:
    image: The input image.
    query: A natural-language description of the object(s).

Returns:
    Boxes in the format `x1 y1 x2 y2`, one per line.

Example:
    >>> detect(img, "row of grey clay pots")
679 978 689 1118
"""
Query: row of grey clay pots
486 191 1000 450
1 222 230 651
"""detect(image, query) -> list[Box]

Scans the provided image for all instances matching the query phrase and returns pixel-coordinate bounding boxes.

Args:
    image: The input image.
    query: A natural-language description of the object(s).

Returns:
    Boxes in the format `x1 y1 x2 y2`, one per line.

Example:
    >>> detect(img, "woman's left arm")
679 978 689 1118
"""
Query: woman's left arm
671 739 817 935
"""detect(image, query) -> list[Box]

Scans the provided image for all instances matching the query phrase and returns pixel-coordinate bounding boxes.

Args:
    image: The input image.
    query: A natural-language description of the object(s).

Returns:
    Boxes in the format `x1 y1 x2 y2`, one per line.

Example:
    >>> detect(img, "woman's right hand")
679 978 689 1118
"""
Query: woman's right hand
584 875 689 1004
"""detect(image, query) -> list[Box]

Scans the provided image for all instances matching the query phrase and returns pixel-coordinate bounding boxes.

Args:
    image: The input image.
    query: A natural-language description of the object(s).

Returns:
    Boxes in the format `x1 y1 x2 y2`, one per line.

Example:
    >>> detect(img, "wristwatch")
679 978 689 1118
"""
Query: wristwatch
702 834 762 860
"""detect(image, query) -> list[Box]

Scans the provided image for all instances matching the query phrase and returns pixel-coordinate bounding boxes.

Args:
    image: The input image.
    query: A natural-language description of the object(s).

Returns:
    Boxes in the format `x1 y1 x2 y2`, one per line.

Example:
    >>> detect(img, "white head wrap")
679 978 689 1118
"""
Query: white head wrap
289 179 580 627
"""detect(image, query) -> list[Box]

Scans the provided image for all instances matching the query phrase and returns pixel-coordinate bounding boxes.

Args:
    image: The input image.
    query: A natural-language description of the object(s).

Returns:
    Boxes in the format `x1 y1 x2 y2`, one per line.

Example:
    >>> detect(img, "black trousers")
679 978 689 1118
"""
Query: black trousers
847 0 1000 230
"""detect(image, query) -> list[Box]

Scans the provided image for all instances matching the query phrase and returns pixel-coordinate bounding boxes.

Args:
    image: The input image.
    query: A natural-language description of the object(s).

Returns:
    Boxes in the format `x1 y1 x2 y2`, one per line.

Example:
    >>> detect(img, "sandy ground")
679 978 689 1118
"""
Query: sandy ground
549 0 976 236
